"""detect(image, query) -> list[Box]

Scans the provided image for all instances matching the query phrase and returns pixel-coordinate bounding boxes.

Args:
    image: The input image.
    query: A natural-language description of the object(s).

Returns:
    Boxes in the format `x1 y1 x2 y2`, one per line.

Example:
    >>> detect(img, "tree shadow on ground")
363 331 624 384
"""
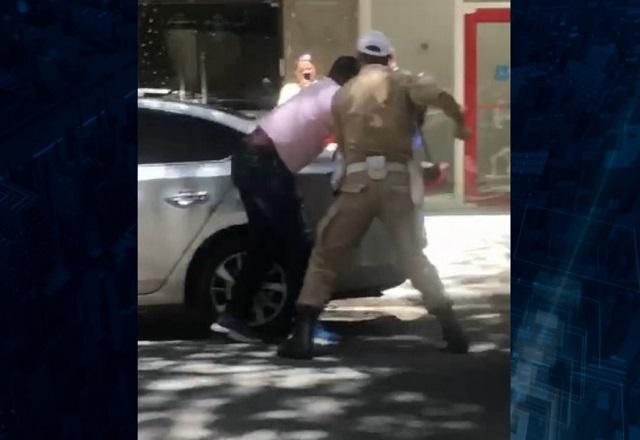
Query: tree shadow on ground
138 295 509 440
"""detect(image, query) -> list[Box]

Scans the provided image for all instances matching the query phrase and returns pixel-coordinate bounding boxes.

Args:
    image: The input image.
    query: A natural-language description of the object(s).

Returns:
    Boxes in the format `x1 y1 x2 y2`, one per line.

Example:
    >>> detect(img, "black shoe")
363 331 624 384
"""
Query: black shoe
431 304 469 354
277 306 321 360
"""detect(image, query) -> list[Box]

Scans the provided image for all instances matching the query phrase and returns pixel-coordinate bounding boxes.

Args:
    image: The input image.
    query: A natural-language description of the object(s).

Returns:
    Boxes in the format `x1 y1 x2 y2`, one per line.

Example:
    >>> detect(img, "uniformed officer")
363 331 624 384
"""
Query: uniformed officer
278 31 471 359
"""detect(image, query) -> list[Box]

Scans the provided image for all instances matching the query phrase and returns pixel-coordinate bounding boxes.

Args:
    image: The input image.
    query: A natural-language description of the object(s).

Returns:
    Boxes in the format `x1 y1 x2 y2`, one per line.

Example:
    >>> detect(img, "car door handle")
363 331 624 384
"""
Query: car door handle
164 191 209 208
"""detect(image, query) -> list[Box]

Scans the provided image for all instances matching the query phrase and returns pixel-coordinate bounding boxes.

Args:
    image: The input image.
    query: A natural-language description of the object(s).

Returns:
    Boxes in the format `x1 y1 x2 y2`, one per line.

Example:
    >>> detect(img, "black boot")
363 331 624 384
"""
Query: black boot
431 304 469 354
277 306 321 360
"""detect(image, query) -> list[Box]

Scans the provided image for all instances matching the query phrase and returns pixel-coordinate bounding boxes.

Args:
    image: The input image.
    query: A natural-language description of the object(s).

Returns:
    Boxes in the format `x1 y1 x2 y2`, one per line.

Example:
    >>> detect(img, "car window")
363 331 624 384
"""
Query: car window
138 108 242 164
138 2 280 109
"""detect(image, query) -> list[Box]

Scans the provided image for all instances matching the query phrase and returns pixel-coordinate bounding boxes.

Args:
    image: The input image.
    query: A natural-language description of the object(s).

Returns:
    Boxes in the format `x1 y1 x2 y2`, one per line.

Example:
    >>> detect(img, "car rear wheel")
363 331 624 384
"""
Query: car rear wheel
189 232 294 337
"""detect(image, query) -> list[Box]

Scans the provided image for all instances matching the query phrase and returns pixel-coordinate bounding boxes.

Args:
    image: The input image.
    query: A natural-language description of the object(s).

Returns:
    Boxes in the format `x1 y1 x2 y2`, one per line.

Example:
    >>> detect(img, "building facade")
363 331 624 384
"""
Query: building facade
138 0 510 202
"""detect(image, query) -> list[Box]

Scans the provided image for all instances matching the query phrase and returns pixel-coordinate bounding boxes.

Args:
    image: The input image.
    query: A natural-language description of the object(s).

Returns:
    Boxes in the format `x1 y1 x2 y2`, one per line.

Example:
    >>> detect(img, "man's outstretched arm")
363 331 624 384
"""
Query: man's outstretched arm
435 91 471 141
408 75 470 140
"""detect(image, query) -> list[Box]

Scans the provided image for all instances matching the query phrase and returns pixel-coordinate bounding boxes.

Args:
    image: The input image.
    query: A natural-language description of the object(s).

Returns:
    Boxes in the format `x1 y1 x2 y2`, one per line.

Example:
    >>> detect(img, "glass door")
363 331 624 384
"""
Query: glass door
464 8 510 203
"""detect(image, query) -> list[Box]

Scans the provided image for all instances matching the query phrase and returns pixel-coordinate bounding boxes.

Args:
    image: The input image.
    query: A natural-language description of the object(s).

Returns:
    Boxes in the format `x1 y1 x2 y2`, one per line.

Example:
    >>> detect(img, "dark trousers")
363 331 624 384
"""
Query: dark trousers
227 145 312 322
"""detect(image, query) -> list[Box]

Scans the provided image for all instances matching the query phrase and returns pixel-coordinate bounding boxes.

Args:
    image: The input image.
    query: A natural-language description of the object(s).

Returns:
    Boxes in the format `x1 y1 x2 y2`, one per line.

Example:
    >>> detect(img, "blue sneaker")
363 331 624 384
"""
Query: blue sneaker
313 323 341 346
211 315 262 343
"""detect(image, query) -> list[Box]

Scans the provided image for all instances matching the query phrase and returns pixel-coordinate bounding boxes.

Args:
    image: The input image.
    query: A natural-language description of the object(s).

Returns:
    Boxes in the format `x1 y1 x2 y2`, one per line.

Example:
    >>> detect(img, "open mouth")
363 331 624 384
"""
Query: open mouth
303 72 312 81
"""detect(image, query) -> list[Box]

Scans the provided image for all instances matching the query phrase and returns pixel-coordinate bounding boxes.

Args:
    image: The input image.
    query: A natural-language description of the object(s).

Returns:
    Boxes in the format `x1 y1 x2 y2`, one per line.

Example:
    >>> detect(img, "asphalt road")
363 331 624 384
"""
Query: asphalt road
139 214 510 440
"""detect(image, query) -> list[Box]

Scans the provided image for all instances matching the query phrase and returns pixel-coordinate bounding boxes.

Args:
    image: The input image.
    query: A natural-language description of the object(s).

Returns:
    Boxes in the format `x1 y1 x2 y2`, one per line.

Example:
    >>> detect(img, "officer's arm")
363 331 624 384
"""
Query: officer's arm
408 76 469 139
416 106 427 128
331 95 345 154
435 91 465 129
330 96 346 195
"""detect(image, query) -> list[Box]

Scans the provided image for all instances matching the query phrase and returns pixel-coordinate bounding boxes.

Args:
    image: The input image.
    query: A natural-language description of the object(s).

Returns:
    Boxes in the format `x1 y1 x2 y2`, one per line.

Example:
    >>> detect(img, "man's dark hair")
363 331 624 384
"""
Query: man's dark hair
327 56 360 85
357 52 391 67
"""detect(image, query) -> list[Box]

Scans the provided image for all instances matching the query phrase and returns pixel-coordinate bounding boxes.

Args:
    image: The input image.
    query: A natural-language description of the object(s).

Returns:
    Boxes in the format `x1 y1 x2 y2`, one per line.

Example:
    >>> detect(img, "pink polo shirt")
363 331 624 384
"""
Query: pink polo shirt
258 78 339 173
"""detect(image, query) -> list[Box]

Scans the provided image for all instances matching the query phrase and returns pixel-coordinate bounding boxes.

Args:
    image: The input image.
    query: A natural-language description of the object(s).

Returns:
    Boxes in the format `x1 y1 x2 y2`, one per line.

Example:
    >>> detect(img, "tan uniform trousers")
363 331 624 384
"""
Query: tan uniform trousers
297 170 451 311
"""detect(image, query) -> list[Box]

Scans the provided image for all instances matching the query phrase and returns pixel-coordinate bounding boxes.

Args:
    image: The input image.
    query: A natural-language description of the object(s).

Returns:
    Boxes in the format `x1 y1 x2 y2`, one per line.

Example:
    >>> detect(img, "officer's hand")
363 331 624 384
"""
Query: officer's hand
454 124 472 141
422 163 442 183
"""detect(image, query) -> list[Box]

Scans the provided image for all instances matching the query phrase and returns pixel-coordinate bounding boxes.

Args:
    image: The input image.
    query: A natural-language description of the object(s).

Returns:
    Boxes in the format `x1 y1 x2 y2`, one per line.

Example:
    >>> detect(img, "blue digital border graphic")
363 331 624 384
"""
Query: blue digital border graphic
0 1 137 438
1 0 639 439
511 0 640 439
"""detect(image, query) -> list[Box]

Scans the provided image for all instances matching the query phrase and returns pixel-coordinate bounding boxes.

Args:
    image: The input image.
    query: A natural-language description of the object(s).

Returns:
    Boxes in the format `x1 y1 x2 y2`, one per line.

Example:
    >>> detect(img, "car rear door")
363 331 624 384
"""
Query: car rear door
137 107 243 294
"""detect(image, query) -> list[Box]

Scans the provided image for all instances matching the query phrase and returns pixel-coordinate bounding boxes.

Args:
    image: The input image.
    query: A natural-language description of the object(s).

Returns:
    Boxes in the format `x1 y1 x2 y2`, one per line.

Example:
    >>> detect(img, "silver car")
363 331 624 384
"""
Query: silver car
138 97 405 334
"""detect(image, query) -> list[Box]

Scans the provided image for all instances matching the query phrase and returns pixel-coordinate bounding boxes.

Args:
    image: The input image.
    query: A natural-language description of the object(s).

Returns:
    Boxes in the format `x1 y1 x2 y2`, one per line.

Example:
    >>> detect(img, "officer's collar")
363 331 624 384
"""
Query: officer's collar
361 64 392 72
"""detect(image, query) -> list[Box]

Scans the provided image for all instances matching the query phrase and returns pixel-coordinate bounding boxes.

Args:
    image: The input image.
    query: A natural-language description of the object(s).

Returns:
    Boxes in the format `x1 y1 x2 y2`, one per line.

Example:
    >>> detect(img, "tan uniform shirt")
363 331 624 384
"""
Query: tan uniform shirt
331 64 443 164
297 65 448 310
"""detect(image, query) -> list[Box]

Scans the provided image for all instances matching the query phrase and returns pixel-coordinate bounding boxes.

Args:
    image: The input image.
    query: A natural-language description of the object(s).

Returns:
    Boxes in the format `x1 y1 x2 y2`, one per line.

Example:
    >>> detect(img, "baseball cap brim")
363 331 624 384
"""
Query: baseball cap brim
357 30 392 57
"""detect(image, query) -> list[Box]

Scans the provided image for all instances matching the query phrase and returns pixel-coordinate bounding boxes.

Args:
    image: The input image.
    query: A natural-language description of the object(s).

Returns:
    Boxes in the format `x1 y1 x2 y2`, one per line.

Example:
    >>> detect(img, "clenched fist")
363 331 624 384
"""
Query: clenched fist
455 123 472 141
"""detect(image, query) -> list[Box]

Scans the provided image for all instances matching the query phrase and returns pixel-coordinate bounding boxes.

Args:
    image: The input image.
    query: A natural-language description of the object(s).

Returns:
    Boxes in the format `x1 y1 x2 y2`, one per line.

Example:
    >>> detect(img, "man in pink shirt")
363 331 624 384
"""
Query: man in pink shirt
211 56 360 343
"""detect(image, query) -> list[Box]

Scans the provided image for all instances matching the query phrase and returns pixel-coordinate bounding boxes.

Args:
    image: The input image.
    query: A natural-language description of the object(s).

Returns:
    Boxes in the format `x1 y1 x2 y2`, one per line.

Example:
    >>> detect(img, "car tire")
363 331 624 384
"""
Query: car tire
188 229 295 339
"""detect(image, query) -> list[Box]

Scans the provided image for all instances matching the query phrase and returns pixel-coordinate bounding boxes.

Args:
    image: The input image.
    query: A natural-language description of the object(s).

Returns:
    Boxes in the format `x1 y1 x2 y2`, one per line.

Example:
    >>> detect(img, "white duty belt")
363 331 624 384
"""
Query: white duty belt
338 155 424 206
345 161 408 176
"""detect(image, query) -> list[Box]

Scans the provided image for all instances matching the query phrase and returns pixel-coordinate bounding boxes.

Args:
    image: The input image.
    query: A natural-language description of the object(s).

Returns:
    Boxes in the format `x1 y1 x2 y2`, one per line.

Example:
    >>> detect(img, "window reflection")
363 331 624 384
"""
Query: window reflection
139 2 280 110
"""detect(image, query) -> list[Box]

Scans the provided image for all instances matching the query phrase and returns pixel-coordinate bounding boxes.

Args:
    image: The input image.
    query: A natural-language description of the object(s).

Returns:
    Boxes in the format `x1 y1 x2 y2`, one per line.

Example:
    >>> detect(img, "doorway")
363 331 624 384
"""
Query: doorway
464 7 510 203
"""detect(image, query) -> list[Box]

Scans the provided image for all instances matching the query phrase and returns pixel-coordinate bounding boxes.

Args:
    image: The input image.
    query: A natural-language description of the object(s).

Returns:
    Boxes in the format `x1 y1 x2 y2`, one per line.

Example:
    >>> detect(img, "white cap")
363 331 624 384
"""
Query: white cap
357 30 392 57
